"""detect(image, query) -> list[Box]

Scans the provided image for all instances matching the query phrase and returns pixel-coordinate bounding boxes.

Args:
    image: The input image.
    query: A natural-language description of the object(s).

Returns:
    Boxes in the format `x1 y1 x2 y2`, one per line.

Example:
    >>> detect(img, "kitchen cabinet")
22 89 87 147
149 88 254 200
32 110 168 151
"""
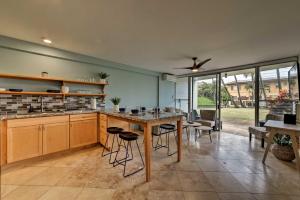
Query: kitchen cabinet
1 120 7 165
7 116 70 163
70 113 97 148
99 114 107 146
43 122 69 155
7 124 42 163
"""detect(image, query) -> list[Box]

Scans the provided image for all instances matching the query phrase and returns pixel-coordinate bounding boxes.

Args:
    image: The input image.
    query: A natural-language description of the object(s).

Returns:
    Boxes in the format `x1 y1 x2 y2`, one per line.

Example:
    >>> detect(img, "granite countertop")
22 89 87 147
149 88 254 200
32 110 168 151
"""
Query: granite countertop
3 109 101 120
101 110 184 123
2 109 184 122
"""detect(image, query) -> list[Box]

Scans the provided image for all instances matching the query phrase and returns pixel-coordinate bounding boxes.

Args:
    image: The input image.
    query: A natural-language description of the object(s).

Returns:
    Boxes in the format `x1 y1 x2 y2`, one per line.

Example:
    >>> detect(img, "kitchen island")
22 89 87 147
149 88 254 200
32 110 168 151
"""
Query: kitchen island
101 110 183 182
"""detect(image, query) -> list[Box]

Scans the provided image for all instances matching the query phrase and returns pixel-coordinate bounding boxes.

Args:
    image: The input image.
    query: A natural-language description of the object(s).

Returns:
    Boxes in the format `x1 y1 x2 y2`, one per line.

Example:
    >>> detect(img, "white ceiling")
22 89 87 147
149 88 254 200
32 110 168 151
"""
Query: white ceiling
0 0 300 75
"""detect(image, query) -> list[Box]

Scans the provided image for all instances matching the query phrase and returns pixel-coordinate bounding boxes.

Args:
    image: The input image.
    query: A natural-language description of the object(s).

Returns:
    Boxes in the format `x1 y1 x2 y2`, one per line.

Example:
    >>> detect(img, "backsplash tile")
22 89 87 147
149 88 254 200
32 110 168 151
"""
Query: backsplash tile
0 95 105 114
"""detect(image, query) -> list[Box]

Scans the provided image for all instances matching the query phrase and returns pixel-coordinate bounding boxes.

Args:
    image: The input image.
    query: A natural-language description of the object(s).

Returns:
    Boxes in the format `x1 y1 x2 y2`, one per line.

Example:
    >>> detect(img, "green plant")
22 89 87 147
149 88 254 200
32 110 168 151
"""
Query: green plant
98 72 109 79
273 134 292 147
110 97 121 105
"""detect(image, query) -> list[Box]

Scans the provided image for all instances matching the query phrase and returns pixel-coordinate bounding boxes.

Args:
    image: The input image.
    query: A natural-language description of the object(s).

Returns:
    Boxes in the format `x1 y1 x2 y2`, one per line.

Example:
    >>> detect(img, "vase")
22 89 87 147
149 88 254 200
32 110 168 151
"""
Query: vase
113 105 119 112
271 144 295 161
100 79 107 84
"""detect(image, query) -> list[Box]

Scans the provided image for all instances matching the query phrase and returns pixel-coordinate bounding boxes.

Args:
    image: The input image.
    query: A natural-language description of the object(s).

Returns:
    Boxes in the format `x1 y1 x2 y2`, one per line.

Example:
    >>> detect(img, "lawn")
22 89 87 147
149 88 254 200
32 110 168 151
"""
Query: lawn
198 96 215 107
221 107 269 121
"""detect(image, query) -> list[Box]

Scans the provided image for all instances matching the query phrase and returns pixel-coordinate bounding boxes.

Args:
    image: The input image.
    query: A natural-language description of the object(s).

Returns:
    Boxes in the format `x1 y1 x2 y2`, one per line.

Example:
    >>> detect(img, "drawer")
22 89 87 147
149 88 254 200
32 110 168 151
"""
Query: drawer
70 113 97 122
41 116 69 124
8 118 42 128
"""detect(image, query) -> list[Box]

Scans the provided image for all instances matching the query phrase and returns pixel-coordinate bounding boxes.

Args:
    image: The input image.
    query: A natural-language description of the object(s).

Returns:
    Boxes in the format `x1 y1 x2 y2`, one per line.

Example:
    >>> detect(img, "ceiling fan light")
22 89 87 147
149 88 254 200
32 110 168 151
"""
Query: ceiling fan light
192 68 199 72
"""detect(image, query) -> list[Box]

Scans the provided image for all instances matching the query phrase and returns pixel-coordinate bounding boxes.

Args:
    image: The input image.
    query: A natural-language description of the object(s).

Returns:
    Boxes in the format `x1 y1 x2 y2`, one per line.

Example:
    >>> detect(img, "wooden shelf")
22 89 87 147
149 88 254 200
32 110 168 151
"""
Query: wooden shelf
0 73 108 86
0 91 106 97
0 91 63 96
64 93 106 97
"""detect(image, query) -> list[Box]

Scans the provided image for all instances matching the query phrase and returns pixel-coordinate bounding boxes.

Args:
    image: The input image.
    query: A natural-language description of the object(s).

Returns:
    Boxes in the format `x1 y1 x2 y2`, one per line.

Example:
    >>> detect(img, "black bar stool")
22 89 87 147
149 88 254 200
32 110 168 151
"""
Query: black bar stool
113 132 144 177
101 127 124 164
153 123 177 156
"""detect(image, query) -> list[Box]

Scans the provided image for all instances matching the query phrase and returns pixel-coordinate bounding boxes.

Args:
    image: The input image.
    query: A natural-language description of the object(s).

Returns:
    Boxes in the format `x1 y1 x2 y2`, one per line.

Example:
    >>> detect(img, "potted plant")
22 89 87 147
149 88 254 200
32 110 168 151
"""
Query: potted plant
98 72 109 84
272 134 295 161
110 97 121 112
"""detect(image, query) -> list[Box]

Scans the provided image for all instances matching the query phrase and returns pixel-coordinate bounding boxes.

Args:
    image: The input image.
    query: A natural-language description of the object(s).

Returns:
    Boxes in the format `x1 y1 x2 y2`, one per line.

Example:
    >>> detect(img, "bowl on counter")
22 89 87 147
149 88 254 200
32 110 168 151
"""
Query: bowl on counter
119 108 126 113
131 109 139 115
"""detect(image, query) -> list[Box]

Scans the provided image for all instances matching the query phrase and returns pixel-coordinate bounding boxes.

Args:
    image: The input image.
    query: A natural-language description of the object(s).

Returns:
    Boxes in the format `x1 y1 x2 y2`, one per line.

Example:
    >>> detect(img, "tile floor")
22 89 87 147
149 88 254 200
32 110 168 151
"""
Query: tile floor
1 131 300 200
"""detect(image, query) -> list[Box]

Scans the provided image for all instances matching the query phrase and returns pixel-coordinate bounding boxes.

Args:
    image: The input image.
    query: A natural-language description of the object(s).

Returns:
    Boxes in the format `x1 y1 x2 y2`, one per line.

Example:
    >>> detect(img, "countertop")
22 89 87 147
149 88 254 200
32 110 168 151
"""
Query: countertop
2 109 184 122
3 109 100 120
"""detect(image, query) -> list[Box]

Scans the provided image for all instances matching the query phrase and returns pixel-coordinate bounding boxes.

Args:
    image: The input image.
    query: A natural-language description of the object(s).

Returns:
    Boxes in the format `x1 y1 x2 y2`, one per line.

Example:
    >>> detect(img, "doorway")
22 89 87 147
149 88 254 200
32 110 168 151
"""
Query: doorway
220 68 256 136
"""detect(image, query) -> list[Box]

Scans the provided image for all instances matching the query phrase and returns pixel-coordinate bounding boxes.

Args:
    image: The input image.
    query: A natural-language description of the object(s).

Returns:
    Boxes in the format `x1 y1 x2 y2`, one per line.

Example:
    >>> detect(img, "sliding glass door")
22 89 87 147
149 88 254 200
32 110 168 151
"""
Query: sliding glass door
259 62 298 122
220 68 256 136
192 75 221 130
188 59 299 136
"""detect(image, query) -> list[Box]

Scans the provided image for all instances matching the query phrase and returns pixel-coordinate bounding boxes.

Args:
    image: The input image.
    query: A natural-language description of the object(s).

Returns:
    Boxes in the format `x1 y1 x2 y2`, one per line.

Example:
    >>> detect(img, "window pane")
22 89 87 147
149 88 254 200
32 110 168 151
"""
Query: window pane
259 62 298 121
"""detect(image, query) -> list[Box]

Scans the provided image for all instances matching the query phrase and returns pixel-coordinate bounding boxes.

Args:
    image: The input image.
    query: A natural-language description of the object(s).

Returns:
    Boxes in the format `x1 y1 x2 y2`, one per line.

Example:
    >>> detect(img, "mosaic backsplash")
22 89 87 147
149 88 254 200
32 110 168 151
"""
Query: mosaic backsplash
0 95 105 114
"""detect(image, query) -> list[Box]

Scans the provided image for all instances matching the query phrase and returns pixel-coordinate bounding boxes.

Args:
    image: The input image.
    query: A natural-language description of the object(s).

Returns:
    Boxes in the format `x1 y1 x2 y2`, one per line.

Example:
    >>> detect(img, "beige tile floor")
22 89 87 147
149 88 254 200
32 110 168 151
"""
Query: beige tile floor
1 131 300 200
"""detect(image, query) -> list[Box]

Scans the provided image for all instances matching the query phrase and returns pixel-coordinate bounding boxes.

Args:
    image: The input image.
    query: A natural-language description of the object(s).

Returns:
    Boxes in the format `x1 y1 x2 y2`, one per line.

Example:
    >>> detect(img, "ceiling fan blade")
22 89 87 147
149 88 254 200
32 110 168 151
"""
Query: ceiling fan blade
196 58 212 68
173 67 193 69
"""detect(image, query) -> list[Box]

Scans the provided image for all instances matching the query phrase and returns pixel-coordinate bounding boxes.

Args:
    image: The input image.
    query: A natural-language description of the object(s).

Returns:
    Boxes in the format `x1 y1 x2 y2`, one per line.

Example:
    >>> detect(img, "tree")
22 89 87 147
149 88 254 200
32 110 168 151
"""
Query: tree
234 75 246 108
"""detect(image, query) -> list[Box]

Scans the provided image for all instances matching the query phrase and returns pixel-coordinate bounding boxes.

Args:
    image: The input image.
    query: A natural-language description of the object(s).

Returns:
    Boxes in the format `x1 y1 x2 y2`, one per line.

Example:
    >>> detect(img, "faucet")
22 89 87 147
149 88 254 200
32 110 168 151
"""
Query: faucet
39 96 44 113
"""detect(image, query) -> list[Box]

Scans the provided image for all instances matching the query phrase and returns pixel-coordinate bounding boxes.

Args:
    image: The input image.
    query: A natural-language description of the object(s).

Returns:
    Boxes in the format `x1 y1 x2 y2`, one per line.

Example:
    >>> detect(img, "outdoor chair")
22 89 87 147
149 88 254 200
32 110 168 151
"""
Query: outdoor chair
248 113 283 148
193 109 217 130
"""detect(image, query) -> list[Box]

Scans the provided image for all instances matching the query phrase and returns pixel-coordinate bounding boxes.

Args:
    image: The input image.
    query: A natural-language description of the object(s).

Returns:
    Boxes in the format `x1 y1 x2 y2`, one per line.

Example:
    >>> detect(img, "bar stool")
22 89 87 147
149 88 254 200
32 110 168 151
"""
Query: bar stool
153 123 177 156
113 132 144 177
101 127 124 164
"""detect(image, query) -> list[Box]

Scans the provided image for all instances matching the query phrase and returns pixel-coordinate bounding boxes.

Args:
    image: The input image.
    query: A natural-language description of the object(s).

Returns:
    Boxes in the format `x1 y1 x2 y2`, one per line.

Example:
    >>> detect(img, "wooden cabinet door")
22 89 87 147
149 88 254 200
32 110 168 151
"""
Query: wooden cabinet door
7 125 42 163
99 114 107 146
43 122 69 154
70 119 97 148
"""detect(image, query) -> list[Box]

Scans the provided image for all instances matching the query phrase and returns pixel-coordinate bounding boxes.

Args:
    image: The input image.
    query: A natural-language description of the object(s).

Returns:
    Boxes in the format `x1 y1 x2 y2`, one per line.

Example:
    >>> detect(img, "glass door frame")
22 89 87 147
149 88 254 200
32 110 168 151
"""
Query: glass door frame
190 74 221 131
186 58 300 130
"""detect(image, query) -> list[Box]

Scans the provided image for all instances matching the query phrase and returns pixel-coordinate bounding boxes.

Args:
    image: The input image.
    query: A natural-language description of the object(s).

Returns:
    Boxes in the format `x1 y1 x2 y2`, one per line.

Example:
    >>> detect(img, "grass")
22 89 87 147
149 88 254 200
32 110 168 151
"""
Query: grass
221 108 269 121
198 96 215 106
197 96 270 125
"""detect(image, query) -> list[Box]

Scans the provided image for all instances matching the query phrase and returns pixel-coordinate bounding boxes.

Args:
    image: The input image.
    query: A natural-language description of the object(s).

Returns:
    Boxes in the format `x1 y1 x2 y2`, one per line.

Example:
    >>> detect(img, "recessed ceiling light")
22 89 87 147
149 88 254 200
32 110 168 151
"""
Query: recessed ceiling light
42 38 52 44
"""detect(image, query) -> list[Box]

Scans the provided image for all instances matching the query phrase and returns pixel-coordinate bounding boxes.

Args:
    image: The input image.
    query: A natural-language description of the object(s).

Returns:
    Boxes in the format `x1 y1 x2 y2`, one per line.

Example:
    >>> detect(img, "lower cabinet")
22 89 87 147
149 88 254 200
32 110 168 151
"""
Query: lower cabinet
7 124 43 163
43 122 69 154
6 114 97 164
70 114 97 148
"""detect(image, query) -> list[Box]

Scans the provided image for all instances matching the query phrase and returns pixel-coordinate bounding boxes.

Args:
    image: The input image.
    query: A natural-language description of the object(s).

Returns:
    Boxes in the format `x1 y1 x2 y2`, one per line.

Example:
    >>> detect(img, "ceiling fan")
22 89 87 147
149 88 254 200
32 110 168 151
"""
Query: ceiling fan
174 57 212 72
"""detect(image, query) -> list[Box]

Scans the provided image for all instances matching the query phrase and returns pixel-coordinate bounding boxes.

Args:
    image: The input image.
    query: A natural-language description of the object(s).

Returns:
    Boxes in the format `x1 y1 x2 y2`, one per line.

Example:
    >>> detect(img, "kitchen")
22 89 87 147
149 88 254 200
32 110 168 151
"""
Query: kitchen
1 1 300 200
0 35 182 199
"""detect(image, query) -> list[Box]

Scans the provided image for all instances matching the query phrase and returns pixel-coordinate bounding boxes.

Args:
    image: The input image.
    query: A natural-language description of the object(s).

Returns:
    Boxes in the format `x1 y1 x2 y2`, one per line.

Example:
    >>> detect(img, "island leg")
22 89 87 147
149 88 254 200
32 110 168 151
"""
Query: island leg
291 133 300 171
144 123 152 181
177 117 183 162
262 131 275 163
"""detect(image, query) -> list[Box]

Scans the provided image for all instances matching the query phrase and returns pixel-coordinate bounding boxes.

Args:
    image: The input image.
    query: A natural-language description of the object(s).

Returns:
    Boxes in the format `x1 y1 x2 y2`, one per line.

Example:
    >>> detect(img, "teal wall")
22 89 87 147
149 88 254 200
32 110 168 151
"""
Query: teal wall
0 36 175 108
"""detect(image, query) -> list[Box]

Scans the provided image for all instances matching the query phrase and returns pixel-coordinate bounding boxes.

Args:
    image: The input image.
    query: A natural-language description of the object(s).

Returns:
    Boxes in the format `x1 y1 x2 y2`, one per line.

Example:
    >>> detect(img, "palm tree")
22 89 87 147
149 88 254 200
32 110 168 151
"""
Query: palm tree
234 75 246 108
221 78 239 108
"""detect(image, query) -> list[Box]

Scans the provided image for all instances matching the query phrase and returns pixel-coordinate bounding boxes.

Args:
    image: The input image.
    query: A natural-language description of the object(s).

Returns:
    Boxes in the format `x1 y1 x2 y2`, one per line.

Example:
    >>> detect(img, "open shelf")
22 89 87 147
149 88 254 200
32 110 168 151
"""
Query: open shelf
64 93 106 97
0 91 63 96
0 73 108 86
0 91 106 97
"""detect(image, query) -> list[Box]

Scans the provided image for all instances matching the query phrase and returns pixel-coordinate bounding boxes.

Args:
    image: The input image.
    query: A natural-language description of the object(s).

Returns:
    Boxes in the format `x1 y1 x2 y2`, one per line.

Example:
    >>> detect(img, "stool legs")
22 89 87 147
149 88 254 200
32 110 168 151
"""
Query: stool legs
153 128 177 156
101 134 120 164
114 139 144 177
